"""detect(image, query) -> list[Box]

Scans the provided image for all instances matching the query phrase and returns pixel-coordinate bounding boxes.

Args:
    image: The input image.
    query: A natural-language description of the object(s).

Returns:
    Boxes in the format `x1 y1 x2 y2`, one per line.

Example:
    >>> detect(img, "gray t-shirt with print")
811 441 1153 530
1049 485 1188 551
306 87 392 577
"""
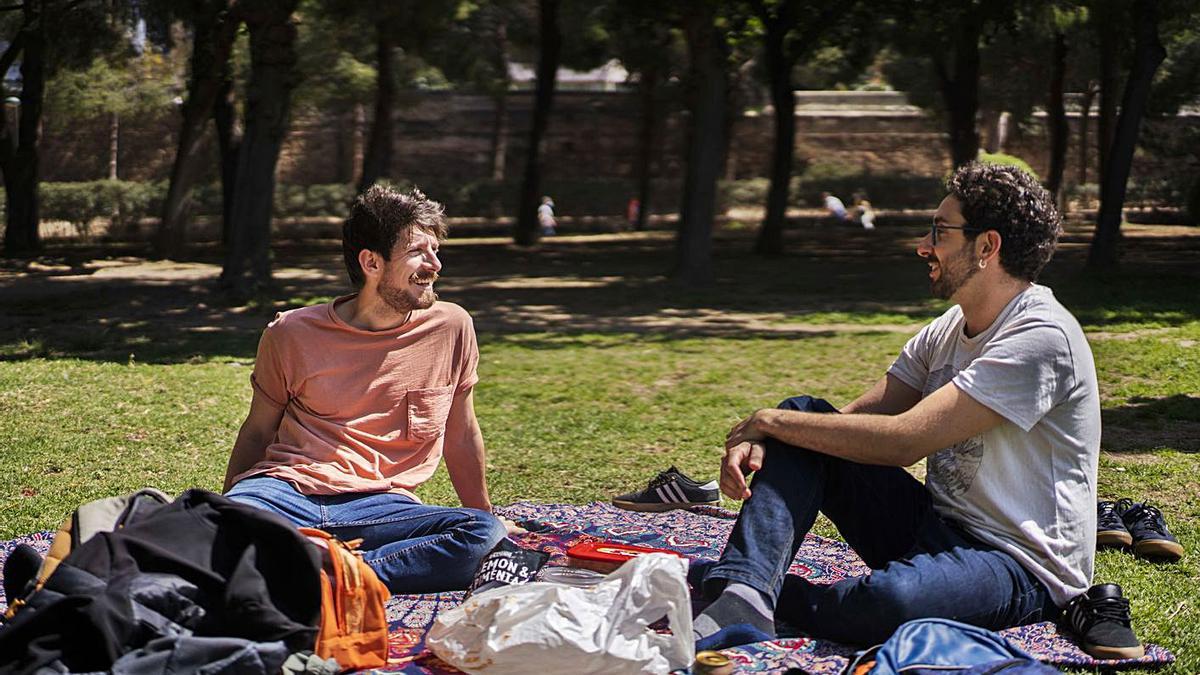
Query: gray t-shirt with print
888 284 1100 606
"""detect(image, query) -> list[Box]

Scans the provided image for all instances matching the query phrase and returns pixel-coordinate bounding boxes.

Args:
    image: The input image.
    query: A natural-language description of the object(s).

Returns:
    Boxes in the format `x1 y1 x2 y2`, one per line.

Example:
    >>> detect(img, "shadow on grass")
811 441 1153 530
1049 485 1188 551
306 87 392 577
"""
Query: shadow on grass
1102 395 1200 454
2 226 1197 364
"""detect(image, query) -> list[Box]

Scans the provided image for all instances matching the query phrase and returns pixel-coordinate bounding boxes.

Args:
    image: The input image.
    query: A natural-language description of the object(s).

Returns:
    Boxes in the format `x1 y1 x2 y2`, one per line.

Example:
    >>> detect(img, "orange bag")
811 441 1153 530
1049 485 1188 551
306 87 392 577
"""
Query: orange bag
299 528 391 670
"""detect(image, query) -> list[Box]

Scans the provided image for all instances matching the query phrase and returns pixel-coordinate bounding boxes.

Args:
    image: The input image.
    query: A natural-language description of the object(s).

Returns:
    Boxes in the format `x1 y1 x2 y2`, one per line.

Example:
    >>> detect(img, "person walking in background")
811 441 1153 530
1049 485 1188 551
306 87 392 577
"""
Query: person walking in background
538 196 557 236
821 192 849 224
853 191 876 230
626 198 641 231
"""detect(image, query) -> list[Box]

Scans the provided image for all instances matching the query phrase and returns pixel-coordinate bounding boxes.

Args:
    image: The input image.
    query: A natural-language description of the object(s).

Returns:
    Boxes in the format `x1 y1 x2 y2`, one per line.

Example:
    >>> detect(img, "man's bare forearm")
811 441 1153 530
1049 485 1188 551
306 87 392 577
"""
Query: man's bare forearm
223 430 270 492
444 433 492 511
753 408 920 466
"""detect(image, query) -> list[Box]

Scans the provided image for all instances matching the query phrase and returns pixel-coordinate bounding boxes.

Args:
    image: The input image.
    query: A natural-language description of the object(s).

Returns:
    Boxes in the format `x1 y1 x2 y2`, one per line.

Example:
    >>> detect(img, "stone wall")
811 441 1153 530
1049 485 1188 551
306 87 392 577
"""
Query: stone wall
37 90 1191 203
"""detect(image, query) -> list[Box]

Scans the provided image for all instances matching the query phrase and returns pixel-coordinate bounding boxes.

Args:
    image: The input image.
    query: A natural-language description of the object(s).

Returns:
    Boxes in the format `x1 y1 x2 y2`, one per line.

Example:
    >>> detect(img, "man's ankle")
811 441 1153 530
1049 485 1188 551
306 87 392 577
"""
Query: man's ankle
693 582 776 640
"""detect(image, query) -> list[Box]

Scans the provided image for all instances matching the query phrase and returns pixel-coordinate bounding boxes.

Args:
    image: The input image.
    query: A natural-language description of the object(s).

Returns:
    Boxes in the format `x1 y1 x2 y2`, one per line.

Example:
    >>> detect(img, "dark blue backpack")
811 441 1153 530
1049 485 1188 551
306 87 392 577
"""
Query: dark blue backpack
842 618 1061 674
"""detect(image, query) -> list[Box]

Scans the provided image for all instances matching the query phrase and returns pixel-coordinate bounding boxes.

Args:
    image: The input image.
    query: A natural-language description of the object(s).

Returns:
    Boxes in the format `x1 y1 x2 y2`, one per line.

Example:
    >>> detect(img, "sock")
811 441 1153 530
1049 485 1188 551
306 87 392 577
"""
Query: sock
693 582 775 640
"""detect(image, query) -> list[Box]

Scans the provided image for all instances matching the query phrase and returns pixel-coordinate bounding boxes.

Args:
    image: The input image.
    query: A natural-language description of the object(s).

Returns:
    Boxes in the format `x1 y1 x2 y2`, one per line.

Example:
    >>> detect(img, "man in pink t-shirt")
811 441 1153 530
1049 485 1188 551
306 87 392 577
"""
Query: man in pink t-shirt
224 186 510 594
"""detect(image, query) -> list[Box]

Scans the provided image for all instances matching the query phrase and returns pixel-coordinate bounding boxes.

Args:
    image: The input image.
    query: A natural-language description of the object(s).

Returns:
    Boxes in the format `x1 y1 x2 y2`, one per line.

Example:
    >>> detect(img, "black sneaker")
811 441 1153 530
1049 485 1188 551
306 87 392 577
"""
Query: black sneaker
1060 583 1144 660
1121 502 1184 561
612 466 719 512
1097 499 1133 548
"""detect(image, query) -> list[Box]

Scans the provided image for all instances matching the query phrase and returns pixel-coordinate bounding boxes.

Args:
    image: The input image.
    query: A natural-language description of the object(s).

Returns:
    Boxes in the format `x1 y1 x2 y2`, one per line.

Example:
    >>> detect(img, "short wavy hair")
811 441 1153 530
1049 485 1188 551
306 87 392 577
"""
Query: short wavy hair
342 185 448 288
947 162 1061 282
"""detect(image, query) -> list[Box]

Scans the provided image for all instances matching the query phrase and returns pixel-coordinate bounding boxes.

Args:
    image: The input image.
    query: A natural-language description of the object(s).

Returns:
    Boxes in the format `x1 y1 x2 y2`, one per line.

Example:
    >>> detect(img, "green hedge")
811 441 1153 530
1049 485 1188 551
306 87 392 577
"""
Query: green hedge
717 174 946 213
978 151 1039 180
36 180 167 236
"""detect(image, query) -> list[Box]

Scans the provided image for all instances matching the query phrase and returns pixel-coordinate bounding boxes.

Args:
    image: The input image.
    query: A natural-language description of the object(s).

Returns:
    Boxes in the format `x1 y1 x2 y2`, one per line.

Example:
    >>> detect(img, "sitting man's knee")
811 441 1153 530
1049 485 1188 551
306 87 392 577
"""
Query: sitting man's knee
777 395 838 414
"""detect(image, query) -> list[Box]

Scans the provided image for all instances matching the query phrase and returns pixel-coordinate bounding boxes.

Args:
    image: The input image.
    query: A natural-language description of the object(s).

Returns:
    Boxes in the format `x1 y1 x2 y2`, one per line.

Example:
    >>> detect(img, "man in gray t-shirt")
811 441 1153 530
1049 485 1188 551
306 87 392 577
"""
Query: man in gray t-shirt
692 163 1100 649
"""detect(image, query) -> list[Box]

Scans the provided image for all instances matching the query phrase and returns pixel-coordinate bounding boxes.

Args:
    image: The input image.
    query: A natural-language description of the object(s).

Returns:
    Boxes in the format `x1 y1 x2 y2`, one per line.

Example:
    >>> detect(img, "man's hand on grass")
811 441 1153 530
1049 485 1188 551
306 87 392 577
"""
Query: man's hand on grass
721 440 765 500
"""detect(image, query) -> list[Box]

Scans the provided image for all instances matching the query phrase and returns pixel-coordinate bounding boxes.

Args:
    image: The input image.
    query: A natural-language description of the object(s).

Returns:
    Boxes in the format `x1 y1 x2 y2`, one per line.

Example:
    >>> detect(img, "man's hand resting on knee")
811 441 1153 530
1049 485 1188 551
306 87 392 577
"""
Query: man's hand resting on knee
721 441 765 500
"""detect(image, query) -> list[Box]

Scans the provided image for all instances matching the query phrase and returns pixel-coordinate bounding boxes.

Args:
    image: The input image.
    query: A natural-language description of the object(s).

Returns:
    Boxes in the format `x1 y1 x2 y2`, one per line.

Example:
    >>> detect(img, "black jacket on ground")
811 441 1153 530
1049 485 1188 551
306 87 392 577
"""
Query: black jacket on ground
0 489 322 674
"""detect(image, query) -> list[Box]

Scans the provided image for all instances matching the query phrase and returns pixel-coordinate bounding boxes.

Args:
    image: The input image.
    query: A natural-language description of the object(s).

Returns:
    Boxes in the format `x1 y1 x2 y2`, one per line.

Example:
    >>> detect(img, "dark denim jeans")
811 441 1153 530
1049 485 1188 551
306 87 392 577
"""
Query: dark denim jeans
227 476 506 594
700 395 1058 646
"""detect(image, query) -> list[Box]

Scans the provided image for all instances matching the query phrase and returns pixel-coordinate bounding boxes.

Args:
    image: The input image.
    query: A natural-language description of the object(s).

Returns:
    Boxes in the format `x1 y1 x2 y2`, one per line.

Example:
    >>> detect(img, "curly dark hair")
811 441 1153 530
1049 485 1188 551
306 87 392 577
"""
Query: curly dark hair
342 185 448 288
946 162 1062 282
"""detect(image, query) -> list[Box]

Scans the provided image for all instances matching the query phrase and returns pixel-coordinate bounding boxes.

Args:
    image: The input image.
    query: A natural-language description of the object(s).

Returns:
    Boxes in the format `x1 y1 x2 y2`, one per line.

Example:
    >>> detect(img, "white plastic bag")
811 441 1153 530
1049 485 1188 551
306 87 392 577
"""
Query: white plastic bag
427 553 694 674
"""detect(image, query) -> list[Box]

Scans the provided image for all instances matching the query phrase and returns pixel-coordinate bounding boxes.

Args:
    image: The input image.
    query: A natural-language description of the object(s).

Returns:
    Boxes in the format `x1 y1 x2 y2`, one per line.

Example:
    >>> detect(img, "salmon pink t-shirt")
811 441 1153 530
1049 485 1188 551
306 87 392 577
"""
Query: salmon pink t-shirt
230 296 480 499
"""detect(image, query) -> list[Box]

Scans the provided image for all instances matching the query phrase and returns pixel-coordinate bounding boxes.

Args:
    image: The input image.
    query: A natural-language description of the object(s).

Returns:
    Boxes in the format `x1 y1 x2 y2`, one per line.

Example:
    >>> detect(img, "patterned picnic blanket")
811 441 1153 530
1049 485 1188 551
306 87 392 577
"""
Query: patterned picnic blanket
0 501 1174 673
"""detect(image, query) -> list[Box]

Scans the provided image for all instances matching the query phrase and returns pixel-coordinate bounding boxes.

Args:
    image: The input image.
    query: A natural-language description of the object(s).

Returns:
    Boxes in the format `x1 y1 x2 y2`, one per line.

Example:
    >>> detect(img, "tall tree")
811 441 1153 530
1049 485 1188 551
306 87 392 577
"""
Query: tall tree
427 0 526 186
1045 28 1069 199
752 0 861 255
882 1 1025 169
602 0 678 231
1087 0 1166 270
358 24 395 192
154 0 239 260
2 0 120 255
675 1 728 285
219 0 299 298
512 0 561 246
310 0 453 193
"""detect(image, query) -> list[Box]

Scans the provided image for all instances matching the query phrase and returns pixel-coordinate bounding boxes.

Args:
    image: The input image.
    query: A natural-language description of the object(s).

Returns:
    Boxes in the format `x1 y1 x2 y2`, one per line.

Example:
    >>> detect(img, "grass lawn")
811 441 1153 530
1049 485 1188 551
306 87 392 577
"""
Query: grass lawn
1 222 1197 670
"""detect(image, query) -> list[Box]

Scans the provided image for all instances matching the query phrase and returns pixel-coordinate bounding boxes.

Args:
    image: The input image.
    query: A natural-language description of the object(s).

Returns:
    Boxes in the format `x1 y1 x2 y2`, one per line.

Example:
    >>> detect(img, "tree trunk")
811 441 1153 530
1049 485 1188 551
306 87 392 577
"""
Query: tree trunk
352 102 365 186
108 112 119 180
1045 31 1068 200
156 0 237 260
1078 83 1096 188
334 108 350 183
1087 0 1165 272
513 0 561 246
1096 15 1118 202
934 15 982 168
2 12 46 257
358 26 395 193
490 91 508 182
489 16 509 182
220 0 299 298
675 5 726 286
213 71 241 250
633 62 660 231
754 10 794 256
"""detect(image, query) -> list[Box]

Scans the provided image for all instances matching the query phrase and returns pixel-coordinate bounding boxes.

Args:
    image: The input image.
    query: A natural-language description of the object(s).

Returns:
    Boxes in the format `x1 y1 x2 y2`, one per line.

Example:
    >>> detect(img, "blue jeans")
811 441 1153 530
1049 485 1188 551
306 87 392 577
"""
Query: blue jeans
226 476 506 594
700 395 1058 646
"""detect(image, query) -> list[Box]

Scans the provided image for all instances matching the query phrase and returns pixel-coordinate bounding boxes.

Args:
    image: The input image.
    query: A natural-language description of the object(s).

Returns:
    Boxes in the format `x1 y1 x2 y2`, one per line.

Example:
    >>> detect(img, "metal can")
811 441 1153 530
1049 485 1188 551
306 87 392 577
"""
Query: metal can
692 650 734 675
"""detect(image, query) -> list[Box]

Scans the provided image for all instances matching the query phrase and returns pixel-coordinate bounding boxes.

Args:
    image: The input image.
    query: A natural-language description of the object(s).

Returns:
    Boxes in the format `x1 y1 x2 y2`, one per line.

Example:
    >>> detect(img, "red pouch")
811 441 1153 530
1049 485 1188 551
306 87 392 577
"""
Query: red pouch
566 541 685 573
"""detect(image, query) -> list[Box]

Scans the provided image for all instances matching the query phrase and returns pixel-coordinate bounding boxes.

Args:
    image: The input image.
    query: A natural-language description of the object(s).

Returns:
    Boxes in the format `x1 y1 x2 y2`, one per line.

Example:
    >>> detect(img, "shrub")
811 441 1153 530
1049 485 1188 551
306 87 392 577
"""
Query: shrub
719 178 770 210
41 183 102 237
978 151 1039 180
39 181 168 237
791 162 945 209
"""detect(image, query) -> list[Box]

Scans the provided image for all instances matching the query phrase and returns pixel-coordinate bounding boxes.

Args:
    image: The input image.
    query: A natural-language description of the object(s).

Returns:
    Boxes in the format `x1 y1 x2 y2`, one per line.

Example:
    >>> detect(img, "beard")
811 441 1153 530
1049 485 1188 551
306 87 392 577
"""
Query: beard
929 247 979 300
379 275 438 314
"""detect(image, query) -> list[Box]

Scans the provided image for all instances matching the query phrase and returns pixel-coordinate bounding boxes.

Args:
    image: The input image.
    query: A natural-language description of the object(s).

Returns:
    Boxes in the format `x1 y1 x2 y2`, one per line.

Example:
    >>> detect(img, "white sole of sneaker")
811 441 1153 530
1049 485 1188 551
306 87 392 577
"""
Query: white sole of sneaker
611 499 718 512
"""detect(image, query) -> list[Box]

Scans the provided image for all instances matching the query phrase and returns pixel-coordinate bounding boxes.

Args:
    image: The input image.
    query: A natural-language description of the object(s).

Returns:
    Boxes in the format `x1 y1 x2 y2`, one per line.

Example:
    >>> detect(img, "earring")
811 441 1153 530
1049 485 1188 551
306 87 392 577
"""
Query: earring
978 259 987 270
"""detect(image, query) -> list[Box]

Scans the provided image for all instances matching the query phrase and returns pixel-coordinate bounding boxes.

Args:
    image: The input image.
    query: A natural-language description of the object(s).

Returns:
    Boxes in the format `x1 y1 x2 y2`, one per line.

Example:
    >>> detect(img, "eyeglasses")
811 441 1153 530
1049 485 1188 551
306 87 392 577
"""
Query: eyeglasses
929 223 978 246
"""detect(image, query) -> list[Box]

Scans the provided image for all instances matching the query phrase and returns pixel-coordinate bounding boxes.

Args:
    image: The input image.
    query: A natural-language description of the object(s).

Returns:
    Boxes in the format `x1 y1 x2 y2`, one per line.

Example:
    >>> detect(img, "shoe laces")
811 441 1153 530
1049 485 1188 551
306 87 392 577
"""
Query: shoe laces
1129 504 1171 536
1098 501 1120 519
1082 595 1133 627
647 470 677 490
